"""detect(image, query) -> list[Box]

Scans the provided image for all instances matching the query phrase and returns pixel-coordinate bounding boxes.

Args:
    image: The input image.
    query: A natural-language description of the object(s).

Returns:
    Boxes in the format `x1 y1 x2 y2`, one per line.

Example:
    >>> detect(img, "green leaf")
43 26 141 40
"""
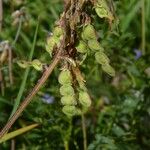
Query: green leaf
0 124 39 143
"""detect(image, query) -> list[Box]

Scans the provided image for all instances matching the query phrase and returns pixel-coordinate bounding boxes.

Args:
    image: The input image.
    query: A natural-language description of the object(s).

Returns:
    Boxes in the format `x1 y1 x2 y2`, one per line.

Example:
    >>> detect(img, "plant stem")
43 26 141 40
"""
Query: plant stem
81 113 87 150
13 17 23 45
8 47 13 85
0 51 61 139
64 141 69 150
9 21 39 119
141 0 146 55
0 68 4 96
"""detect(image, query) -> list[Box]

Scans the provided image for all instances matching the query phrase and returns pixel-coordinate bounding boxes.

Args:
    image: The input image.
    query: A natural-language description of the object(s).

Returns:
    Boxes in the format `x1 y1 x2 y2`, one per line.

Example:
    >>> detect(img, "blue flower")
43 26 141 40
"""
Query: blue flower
41 93 55 104
133 49 142 60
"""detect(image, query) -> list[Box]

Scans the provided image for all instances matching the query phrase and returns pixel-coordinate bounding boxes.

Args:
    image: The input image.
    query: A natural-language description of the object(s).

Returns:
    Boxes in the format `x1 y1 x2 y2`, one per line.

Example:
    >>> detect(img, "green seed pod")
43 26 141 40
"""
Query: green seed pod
88 39 101 52
95 7 108 19
102 64 115 77
46 36 56 47
45 44 53 56
31 59 43 71
45 36 57 55
95 52 110 65
82 24 97 41
60 84 75 96
17 60 30 68
75 108 82 115
61 95 77 105
79 83 87 92
75 40 88 53
95 0 114 20
58 70 72 85
53 26 64 38
62 105 77 117
79 91 91 107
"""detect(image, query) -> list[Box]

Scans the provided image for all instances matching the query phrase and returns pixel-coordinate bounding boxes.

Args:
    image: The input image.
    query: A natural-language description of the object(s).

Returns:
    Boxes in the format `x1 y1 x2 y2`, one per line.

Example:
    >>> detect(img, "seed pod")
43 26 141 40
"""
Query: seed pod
82 24 97 41
79 83 87 92
102 64 115 77
95 7 108 19
31 59 43 71
60 84 75 96
79 91 91 107
88 40 101 52
47 36 55 46
45 36 56 55
58 69 72 85
76 108 82 115
61 95 77 105
62 105 77 117
75 40 88 53
95 52 110 65
45 44 53 56
95 0 114 20
53 26 64 38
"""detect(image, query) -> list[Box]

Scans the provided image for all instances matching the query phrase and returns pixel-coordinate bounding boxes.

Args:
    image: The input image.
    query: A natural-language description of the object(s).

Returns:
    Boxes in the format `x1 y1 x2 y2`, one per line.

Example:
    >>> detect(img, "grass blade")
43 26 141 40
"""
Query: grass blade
9 20 39 118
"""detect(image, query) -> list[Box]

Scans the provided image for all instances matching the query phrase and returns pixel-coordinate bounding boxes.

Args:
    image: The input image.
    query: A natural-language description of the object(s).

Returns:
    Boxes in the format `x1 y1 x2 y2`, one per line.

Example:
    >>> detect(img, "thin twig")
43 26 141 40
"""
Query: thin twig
0 51 61 139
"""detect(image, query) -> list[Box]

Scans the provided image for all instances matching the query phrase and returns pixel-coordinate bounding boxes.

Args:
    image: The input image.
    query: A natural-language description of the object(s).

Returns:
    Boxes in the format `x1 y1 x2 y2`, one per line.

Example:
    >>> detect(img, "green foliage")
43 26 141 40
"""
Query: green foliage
0 0 150 149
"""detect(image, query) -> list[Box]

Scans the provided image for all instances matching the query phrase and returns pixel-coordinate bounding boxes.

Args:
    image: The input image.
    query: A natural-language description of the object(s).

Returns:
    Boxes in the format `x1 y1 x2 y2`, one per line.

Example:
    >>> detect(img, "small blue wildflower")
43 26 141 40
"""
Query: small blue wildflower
41 93 55 104
133 49 142 60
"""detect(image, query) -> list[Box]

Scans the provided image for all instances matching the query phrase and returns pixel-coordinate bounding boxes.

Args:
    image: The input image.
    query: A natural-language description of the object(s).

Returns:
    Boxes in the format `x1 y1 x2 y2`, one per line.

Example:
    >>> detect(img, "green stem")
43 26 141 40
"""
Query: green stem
13 16 23 45
141 0 146 55
81 113 87 150
64 141 69 150
63 118 72 150
9 20 39 119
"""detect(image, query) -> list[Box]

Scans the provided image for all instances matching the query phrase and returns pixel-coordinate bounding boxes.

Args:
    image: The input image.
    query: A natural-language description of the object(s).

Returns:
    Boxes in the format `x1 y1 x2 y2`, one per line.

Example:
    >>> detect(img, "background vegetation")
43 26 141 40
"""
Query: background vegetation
0 0 150 149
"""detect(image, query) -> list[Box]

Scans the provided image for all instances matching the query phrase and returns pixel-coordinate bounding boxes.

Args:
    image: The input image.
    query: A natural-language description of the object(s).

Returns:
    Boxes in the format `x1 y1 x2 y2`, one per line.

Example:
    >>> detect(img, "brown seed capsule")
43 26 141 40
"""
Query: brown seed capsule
79 91 91 107
62 105 77 117
58 70 72 85
75 40 88 53
102 64 115 77
82 24 97 41
88 40 102 52
95 52 110 65
60 84 75 96
61 95 77 105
